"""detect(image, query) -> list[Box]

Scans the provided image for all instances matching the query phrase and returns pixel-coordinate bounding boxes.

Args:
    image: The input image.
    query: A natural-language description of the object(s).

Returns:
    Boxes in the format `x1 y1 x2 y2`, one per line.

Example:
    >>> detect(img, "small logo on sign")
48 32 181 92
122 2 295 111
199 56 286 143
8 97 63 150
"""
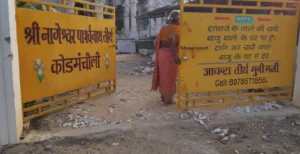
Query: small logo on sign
34 58 45 83
235 16 253 24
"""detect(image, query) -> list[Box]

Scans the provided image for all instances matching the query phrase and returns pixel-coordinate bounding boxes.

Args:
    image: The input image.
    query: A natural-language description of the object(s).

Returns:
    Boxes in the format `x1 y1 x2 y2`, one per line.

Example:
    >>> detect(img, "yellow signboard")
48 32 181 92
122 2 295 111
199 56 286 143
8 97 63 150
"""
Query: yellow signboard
17 8 116 103
179 13 298 94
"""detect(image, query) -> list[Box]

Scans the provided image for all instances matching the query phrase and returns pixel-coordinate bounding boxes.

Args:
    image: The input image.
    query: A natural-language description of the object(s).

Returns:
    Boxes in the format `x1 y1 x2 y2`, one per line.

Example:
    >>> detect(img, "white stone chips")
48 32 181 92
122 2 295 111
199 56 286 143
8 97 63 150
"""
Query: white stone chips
232 102 283 114
63 111 105 129
134 62 154 75
180 110 210 126
61 105 131 129
212 128 236 142
139 49 155 56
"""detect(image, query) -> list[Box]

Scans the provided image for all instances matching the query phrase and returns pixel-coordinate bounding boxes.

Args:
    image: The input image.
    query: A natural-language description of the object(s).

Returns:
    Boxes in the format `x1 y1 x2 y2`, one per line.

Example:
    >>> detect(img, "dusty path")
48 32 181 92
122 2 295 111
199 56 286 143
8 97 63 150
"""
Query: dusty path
3 114 300 154
2 54 300 154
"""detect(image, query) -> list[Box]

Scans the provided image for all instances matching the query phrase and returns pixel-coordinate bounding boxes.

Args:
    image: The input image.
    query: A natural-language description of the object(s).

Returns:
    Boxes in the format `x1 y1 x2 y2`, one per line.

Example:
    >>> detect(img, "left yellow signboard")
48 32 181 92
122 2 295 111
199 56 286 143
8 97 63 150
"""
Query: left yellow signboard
16 8 116 103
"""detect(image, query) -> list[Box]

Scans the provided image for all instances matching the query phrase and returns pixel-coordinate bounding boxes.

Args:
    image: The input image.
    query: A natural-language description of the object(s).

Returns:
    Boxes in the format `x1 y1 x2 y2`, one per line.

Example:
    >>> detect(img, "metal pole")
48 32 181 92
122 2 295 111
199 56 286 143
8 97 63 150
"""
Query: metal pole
137 19 140 39
149 18 151 48
165 10 168 24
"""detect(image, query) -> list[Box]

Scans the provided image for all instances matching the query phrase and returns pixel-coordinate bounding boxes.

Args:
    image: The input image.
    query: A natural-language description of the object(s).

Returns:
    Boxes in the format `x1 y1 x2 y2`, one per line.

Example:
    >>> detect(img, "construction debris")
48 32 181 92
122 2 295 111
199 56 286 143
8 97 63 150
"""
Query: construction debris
232 102 283 114
222 136 230 141
142 66 154 74
134 64 154 75
212 128 222 134
212 127 236 142
245 106 251 113
180 110 210 126
109 107 114 113
60 105 131 129
139 49 155 56
194 113 210 126
134 109 153 121
151 53 155 61
112 143 120 146
230 134 236 139
64 112 106 128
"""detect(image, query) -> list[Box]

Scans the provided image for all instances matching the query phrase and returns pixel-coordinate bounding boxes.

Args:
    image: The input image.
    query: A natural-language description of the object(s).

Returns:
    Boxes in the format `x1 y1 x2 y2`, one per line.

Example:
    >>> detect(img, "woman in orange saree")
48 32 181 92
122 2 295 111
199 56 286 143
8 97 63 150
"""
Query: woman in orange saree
151 10 181 105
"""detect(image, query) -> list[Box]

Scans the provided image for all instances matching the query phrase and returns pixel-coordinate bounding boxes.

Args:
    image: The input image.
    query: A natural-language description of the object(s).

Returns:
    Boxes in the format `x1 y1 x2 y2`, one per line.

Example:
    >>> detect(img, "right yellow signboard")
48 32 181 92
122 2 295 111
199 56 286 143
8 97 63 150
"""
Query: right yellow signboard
178 1 299 109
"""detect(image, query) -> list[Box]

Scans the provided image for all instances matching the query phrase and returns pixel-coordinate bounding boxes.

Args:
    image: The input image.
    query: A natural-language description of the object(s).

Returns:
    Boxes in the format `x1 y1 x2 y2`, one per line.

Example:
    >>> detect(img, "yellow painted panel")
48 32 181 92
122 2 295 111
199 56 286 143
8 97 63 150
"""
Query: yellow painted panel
16 8 116 102
179 13 298 93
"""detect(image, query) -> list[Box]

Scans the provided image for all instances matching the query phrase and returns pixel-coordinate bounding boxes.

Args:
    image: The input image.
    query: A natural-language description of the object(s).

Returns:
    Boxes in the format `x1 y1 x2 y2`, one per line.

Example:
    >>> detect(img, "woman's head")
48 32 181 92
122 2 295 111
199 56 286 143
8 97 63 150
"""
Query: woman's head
168 10 180 25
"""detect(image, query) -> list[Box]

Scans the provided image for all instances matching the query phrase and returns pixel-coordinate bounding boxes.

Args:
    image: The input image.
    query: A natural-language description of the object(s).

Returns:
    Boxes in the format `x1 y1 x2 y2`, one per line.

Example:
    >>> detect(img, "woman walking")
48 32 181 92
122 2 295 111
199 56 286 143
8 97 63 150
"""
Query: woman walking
151 10 181 105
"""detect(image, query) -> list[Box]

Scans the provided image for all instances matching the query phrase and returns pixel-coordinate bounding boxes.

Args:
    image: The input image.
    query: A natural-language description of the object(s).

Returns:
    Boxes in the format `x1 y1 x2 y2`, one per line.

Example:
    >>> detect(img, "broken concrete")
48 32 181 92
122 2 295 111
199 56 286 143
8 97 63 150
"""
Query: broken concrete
231 102 284 114
134 63 154 75
60 105 132 129
245 106 251 113
180 110 210 126
139 49 155 56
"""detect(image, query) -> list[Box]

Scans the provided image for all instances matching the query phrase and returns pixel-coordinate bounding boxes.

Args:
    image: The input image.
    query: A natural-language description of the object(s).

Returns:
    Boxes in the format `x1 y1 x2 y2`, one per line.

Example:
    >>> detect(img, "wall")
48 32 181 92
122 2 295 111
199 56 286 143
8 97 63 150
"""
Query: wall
136 37 155 50
0 0 23 146
117 39 137 53
110 0 122 6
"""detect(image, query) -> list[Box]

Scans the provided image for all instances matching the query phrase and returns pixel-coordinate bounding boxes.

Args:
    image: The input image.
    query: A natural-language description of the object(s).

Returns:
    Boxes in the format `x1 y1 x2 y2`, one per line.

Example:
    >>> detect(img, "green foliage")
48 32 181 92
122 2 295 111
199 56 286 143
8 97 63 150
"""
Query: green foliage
16 1 58 12
23 100 36 108
16 2 26 7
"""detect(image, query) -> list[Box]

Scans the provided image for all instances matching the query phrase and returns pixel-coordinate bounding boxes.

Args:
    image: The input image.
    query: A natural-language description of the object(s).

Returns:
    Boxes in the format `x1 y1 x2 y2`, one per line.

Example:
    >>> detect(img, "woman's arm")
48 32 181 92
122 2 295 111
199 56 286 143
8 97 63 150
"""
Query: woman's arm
168 32 181 64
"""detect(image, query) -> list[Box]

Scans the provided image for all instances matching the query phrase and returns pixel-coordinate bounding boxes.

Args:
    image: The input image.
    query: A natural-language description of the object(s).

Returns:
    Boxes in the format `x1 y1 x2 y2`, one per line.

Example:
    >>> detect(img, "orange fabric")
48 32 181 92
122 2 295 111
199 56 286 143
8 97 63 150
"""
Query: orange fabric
160 24 180 45
151 26 163 91
157 49 177 99
151 25 179 102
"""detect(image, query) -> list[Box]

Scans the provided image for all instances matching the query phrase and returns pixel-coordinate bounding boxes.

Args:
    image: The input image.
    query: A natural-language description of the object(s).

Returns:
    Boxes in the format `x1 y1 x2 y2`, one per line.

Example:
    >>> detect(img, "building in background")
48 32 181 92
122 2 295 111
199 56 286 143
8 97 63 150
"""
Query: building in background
44 0 175 39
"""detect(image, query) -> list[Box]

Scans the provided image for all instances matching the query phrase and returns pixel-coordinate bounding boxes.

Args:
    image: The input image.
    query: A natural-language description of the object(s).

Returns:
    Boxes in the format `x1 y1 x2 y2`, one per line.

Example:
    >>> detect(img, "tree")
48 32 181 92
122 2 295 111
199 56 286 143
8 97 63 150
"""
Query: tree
173 0 197 5
16 1 58 12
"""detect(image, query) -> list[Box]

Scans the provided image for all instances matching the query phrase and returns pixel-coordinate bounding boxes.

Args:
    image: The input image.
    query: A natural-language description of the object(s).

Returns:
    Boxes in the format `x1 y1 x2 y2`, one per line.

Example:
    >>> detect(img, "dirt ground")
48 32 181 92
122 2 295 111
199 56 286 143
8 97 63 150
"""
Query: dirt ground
2 54 300 154
3 114 300 154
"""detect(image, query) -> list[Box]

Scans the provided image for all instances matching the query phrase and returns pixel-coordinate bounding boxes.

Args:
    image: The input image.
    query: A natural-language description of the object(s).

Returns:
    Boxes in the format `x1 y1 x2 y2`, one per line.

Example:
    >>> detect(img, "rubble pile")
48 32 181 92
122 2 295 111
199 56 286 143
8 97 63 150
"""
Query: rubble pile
134 49 156 76
134 108 153 121
180 110 210 126
61 105 131 129
61 105 105 129
151 53 155 61
233 102 283 114
139 49 155 56
211 128 236 141
62 113 104 129
162 112 177 120
134 61 154 75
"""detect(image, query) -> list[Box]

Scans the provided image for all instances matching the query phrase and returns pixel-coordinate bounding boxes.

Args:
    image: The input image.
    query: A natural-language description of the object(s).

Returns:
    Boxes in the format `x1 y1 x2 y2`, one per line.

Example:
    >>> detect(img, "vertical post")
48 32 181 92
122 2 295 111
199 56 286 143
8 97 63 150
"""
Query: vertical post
149 18 151 48
0 0 23 146
123 0 130 35
149 18 151 37
130 0 137 38
177 0 184 110
165 11 168 24
137 18 140 39
95 0 104 18
156 17 161 33
65 0 75 14
293 27 300 107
